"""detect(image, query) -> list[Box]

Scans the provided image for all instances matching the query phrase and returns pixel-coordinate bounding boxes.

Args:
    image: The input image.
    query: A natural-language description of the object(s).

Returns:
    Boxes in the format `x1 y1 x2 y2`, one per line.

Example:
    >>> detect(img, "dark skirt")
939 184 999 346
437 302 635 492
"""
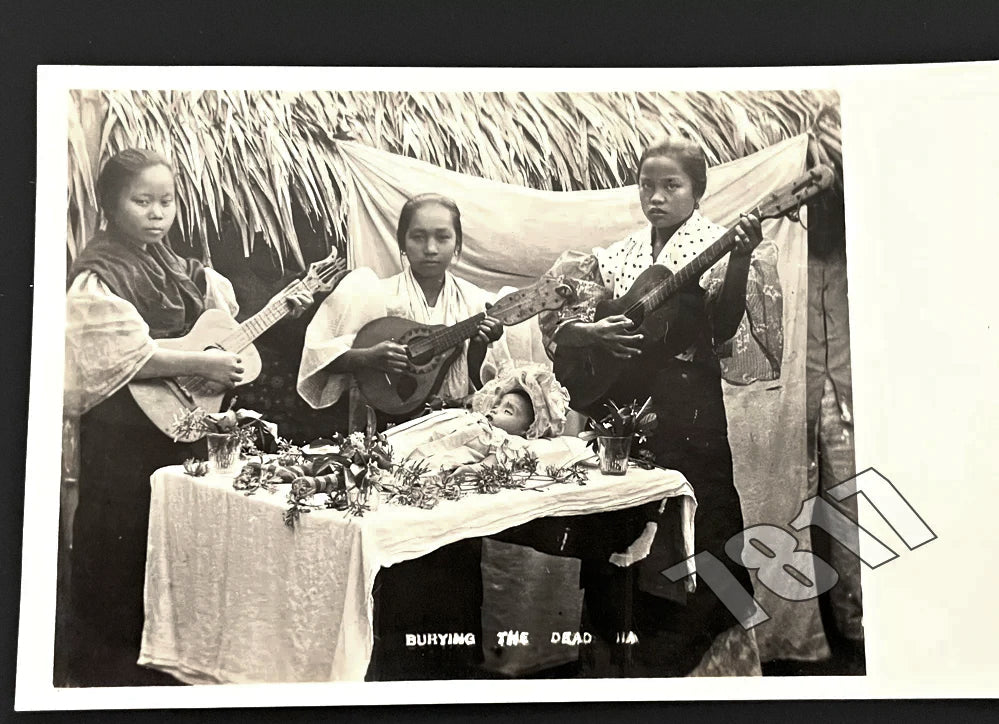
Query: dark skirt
580 356 755 677
367 539 485 681
68 388 196 686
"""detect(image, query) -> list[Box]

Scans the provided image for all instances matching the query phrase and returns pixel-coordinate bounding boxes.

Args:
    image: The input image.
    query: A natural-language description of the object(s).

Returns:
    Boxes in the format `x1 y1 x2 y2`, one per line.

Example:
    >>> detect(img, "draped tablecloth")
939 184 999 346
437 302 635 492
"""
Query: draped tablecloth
139 463 695 684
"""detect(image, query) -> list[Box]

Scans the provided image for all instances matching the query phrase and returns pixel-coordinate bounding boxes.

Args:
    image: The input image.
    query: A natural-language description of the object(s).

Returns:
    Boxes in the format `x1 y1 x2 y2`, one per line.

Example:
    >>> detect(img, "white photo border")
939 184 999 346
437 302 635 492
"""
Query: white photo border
18 62 999 709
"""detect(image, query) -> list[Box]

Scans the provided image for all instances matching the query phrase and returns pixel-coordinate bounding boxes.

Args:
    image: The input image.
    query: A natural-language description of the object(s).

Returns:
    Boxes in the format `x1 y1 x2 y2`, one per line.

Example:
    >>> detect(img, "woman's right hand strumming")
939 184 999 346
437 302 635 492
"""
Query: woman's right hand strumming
558 314 644 359
197 349 245 386
357 340 411 374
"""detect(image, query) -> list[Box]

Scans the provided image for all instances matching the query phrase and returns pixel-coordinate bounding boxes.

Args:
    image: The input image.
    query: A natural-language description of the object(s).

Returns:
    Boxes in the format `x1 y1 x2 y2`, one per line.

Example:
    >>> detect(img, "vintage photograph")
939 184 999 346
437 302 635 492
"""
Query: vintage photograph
53 85 859 687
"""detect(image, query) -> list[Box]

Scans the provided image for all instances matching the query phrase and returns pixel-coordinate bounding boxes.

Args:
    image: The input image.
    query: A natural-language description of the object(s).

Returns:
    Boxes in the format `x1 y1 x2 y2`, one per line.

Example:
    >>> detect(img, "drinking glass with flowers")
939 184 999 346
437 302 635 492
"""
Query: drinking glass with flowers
170 404 278 474
578 398 658 475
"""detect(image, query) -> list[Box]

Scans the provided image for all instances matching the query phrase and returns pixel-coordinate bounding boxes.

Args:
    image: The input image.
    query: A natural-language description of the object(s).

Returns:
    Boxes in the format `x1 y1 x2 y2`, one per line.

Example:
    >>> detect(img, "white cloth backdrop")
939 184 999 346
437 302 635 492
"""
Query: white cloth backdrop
336 137 828 662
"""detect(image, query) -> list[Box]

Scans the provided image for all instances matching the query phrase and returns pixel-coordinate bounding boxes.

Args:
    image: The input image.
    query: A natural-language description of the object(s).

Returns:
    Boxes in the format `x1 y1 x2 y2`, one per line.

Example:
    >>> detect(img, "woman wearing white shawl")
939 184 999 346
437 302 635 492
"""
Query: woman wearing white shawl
298 194 503 418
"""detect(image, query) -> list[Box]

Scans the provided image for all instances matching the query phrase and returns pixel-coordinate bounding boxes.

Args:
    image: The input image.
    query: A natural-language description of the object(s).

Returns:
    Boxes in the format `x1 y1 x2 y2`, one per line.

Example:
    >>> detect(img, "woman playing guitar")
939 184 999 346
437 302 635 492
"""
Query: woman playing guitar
297 193 503 423
540 137 782 676
63 149 313 686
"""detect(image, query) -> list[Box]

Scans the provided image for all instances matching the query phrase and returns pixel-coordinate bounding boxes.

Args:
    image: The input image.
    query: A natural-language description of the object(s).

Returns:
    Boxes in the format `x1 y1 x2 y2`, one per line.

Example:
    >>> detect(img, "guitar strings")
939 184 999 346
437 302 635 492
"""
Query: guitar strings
621 225 740 318
182 259 346 396
618 190 812 318
220 259 345 351
421 286 559 350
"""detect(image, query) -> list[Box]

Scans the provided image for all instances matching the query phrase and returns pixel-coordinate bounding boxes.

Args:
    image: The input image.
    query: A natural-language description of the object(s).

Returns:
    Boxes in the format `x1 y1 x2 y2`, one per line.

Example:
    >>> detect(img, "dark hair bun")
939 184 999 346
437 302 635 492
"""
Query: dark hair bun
96 148 173 217
395 193 463 255
637 137 708 201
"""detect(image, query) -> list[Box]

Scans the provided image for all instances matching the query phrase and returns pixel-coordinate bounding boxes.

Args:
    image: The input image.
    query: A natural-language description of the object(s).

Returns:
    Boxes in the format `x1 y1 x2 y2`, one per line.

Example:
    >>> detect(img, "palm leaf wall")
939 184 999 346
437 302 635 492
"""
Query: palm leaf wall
67 89 842 271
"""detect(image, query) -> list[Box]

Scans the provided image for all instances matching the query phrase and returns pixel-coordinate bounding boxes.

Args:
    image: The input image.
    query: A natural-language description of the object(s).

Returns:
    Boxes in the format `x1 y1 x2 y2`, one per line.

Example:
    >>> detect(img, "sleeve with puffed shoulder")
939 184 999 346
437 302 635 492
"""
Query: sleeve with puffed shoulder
537 249 612 358
63 272 158 417
699 239 784 383
296 267 388 409
203 267 240 316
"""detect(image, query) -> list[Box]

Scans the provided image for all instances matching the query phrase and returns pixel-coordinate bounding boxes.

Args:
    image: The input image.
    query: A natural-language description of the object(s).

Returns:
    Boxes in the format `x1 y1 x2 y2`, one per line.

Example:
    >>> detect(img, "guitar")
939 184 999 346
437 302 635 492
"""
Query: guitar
553 164 835 412
353 276 572 415
130 253 349 441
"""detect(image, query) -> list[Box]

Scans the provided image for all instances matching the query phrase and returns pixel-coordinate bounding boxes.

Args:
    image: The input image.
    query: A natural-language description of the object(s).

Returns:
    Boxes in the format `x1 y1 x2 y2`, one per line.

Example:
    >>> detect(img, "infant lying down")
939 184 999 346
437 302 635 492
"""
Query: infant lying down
383 365 590 479
383 364 680 572
386 365 690 576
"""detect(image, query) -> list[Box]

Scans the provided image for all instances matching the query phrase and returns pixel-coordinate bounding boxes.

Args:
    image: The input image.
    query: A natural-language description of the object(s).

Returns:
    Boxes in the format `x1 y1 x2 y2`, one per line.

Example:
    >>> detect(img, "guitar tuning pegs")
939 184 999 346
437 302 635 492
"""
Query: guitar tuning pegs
786 202 803 224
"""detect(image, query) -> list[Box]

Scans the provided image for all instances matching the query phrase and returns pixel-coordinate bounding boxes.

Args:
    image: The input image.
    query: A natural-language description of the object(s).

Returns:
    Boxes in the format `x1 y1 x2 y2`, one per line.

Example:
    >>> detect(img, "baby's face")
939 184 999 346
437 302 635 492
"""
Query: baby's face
486 392 534 436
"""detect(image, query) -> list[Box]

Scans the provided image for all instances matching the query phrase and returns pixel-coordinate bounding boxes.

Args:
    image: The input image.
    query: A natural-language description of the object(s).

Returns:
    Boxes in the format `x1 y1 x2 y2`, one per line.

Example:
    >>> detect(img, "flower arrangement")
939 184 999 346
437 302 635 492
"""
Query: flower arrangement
220 416 596 526
258 431 396 526
578 398 657 446
275 442 592 526
170 404 278 449
171 404 280 473
578 398 658 474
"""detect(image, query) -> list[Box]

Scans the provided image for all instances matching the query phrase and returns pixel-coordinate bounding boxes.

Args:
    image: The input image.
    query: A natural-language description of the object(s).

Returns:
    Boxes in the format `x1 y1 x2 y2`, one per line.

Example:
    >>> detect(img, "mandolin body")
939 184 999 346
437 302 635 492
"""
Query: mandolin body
352 316 464 416
352 275 573 416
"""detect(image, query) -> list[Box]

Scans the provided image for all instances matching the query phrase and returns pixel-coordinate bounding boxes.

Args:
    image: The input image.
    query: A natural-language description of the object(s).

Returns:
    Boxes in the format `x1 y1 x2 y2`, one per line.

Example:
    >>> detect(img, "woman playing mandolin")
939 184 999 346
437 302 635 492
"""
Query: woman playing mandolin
63 149 312 686
298 193 503 421
540 136 784 676
296 194 508 678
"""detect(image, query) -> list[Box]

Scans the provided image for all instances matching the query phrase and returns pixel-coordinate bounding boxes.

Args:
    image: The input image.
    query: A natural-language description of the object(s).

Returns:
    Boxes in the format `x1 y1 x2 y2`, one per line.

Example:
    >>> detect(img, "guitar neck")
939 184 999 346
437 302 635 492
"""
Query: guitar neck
424 312 487 355
416 278 568 357
416 286 556 354
637 215 755 315
223 279 308 351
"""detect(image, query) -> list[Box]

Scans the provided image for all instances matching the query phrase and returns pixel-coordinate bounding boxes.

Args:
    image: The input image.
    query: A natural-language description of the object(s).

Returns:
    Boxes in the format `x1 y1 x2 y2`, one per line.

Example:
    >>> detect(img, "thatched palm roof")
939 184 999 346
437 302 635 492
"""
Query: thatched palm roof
68 89 841 270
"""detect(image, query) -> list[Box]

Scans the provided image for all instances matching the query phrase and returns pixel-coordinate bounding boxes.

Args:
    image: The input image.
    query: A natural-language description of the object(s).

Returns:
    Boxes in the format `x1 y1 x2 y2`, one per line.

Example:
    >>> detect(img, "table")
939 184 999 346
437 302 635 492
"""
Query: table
139 460 694 684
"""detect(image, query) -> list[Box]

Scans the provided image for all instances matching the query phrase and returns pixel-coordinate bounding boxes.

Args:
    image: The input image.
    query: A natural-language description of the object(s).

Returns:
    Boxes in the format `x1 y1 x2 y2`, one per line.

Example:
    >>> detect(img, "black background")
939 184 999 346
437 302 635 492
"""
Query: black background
1 0 997 721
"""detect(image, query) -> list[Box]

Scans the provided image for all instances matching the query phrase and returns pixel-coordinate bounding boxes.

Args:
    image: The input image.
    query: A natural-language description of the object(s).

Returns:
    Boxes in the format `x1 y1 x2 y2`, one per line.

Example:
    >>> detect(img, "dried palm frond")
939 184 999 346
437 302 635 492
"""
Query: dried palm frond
67 89 842 269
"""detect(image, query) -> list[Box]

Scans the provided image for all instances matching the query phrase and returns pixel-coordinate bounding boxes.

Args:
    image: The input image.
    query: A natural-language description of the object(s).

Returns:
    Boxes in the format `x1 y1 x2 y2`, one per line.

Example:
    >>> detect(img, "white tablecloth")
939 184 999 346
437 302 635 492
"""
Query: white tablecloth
139 461 694 684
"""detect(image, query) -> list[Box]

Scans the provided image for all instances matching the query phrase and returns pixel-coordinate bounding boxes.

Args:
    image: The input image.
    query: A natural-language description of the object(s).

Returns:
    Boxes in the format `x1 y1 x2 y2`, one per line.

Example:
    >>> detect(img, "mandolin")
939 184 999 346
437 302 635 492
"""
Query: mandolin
553 164 835 412
353 276 572 416
131 252 349 441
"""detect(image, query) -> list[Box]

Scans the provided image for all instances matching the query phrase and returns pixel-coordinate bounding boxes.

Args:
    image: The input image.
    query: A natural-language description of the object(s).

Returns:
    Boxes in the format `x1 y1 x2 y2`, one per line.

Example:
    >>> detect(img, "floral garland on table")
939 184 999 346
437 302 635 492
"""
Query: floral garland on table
380 450 590 510
225 430 593 527
238 431 396 525
171 401 597 527
171 400 668 529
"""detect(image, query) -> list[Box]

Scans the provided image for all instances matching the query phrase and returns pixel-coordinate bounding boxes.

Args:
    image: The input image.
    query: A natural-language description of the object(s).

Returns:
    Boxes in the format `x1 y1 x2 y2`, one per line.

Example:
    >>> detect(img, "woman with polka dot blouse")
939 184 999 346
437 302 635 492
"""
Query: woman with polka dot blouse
538 136 783 676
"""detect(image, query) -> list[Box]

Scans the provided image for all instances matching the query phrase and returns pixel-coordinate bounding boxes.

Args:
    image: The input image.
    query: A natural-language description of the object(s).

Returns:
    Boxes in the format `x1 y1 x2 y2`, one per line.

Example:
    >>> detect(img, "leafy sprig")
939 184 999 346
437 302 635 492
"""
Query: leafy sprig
578 398 658 451
170 403 279 452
